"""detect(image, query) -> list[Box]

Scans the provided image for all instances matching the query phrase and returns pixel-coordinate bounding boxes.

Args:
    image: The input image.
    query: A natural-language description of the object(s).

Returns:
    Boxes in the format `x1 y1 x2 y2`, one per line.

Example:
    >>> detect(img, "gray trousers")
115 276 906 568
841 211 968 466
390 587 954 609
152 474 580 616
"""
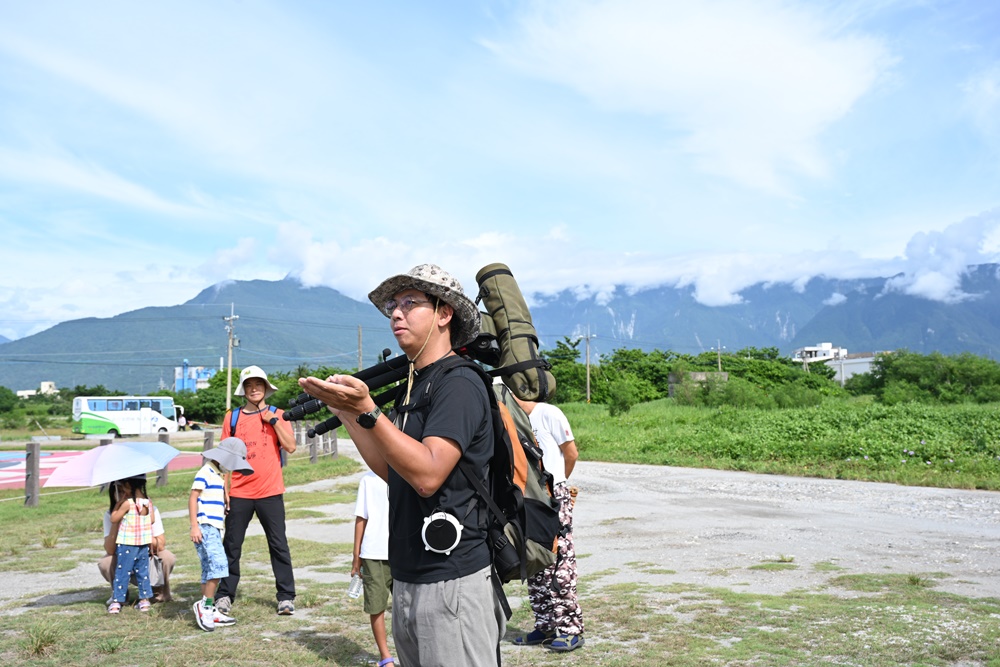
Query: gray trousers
392 565 505 667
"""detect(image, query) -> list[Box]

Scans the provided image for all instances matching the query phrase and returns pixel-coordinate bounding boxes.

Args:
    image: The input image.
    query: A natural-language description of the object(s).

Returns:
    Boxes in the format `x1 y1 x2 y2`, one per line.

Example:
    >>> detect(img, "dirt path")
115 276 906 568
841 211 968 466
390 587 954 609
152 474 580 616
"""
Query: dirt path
569 462 1000 598
4 441 999 609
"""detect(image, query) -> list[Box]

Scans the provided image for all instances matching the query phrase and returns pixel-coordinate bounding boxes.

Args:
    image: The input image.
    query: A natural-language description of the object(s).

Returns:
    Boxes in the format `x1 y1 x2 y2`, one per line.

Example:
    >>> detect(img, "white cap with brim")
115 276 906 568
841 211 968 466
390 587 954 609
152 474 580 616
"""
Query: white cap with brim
204 437 255 475
234 365 278 399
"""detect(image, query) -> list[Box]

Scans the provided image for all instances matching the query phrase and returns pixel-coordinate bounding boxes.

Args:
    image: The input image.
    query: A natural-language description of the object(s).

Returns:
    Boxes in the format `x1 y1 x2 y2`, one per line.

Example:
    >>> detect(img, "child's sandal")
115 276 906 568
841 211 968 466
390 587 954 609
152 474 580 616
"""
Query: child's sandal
107 602 122 614
137 599 151 612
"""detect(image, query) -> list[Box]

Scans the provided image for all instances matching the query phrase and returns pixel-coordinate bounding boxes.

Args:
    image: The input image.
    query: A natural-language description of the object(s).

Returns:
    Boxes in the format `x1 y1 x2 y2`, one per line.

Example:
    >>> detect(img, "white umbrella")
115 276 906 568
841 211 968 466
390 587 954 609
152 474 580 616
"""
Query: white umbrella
44 441 181 488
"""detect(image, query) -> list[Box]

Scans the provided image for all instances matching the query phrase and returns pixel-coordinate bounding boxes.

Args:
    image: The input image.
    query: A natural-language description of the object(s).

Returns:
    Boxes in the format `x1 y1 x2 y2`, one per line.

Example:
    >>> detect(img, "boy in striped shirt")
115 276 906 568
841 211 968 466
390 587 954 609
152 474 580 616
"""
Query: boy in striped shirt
189 437 254 632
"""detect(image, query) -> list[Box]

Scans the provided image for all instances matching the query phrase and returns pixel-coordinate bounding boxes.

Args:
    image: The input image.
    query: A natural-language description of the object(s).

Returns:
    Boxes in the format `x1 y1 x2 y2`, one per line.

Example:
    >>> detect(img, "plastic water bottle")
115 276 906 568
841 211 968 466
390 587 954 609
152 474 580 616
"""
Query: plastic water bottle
347 574 363 599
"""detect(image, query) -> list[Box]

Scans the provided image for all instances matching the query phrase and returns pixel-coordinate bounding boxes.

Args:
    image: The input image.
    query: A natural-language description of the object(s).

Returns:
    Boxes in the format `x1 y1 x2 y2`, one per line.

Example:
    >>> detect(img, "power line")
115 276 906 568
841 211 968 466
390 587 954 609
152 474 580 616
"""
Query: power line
0 346 218 358
0 358 198 368
238 347 358 362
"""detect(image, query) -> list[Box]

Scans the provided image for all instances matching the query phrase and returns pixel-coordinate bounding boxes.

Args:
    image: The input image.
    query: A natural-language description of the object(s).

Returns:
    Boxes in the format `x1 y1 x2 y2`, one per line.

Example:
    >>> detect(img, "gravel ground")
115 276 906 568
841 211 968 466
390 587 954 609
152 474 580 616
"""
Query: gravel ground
4 441 1000 611
570 462 1000 598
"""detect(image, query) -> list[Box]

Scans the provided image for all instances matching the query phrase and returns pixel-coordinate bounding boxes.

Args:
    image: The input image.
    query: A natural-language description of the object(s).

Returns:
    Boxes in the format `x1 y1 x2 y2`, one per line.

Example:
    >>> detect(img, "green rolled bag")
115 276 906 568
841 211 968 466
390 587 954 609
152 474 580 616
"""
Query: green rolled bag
475 263 556 402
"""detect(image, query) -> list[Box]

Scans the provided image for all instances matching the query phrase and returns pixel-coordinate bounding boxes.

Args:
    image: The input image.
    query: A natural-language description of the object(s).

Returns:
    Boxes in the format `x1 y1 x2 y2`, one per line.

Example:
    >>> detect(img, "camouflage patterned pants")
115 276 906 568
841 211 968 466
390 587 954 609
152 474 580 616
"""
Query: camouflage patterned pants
528 482 584 635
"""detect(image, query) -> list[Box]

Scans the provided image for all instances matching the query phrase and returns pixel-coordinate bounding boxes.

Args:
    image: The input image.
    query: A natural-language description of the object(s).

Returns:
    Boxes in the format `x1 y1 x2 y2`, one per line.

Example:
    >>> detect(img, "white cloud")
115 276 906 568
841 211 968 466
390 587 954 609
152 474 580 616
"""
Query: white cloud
884 208 1000 302
198 238 266 284
0 148 202 215
485 0 893 194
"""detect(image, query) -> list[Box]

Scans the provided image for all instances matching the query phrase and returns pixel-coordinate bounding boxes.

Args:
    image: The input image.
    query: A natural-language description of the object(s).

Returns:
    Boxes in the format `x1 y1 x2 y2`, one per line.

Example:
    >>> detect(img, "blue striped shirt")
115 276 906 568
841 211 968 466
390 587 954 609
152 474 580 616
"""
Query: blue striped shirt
192 462 226 530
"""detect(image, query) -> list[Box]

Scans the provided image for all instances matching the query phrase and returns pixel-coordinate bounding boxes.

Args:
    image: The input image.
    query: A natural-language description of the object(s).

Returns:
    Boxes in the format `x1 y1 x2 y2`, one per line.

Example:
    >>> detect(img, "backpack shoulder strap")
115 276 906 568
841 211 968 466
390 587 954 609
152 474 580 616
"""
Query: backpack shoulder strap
229 407 242 432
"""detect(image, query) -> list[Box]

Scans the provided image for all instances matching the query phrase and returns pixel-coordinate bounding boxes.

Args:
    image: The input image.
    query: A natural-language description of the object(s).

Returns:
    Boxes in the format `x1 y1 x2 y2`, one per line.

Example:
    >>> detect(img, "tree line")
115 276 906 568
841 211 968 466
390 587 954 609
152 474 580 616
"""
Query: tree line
539 340 1000 415
4 347 1000 427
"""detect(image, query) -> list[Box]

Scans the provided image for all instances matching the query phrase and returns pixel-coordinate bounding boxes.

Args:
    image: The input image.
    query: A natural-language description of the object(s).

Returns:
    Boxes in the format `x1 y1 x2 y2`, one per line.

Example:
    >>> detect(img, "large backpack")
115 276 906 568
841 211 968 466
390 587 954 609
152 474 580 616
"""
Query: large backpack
401 355 561 620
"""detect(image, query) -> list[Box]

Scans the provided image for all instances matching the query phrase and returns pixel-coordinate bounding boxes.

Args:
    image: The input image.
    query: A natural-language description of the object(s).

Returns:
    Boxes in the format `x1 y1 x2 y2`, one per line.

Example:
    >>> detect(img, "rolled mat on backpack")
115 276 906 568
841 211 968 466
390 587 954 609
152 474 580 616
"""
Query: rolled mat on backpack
475 263 556 402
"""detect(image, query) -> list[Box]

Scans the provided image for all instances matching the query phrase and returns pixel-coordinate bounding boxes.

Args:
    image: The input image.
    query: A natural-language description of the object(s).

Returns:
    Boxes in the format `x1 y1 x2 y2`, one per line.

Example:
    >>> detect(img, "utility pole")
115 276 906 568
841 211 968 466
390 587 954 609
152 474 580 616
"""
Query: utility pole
224 304 239 412
717 339 723 372
358 325 363 371
585 328 592 403
576 327 596 403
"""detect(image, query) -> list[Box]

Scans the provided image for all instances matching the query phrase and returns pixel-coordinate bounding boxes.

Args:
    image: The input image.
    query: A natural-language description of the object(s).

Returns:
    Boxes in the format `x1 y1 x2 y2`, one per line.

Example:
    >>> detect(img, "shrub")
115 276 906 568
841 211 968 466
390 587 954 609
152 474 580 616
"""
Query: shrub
772 384 825 409
881 380 932 405
607 379 638 416
705 376 775 410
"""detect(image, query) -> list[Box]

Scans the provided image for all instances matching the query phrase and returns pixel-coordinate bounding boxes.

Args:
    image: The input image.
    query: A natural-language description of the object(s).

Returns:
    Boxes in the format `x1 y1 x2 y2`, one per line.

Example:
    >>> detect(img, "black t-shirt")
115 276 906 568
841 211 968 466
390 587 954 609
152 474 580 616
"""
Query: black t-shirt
387 359 493 584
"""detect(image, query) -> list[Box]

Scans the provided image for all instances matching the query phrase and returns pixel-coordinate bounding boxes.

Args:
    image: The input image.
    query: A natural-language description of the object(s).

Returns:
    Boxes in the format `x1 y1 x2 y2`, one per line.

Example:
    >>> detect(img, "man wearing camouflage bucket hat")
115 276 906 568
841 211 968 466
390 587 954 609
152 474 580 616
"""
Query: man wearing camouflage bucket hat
299 264 504 667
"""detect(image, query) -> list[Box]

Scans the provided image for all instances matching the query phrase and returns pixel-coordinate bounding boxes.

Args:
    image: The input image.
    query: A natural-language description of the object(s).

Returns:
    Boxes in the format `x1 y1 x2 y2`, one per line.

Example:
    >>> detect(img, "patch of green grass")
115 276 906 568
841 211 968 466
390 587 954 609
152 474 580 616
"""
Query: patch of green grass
829 572 947 593
239 536 353 568
626 561 677 575
812 560 843 572
561 399 1000 490
2 557 81 574
749 562 798 571
96 636 126 654
588 568 621 578
598 516 636 526
284 485 360 510
19 624 62 658
285 509 327 520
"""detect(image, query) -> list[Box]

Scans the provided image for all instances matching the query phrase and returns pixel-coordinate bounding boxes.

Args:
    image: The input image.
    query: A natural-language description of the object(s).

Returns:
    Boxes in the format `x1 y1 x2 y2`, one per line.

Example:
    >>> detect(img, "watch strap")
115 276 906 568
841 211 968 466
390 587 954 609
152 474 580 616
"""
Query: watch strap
356 405 382 429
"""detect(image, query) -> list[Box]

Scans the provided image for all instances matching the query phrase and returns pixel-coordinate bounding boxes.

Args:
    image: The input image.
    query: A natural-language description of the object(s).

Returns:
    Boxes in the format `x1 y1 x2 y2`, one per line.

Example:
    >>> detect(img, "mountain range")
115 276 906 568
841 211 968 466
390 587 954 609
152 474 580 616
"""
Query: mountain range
3 264 1000 394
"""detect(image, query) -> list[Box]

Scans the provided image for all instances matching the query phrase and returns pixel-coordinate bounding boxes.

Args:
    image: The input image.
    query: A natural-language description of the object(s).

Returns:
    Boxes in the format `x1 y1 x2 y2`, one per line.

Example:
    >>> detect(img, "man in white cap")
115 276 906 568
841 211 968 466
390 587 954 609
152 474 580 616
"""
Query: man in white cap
299 264 504 667
215 365 298 617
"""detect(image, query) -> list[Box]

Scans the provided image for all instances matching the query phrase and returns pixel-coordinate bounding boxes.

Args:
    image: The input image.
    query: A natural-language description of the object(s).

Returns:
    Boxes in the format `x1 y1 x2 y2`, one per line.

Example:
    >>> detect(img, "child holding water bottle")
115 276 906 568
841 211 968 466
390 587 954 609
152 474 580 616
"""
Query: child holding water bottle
352 471 395 667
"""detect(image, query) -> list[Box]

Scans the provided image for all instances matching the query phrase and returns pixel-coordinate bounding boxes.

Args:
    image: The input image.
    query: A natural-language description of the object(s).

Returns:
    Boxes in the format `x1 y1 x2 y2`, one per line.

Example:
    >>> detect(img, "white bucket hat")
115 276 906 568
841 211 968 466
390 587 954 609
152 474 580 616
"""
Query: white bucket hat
368 264 481 347
235 365 278 399
204 437 255 475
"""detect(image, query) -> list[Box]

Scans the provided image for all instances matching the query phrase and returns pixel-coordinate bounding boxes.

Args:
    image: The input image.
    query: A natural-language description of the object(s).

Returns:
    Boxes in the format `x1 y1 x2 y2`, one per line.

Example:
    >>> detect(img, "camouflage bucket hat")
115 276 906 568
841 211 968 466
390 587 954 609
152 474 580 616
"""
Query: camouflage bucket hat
368 264 481 348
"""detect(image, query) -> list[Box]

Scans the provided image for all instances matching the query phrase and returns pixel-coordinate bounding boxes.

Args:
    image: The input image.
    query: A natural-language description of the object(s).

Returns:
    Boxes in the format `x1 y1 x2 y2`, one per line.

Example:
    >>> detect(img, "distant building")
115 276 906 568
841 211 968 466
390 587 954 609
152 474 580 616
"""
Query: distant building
17 381 58 399
174 360 217 392
792 342 882 386
792 342 848 363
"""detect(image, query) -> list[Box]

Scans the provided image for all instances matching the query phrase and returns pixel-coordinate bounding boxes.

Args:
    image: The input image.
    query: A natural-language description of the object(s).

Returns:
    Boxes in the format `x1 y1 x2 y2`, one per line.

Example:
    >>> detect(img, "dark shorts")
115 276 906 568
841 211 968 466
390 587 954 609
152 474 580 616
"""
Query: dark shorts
361 558 393 615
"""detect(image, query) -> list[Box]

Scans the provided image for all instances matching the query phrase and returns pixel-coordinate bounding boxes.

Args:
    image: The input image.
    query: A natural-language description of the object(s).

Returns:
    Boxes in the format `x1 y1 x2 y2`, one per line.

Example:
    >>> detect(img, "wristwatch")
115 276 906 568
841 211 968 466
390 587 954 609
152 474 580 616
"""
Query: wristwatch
356 405 382 429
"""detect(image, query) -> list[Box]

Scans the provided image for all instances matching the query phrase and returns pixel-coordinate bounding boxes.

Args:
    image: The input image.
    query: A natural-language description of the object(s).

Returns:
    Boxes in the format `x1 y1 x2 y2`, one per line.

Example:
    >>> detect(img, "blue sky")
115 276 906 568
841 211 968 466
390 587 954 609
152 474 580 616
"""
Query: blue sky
1 0 999 341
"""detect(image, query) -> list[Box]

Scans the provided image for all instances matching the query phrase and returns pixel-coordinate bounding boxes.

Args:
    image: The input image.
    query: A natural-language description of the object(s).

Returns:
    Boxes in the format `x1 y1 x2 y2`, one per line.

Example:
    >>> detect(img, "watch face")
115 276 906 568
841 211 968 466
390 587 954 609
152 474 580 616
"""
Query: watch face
357 407 381 429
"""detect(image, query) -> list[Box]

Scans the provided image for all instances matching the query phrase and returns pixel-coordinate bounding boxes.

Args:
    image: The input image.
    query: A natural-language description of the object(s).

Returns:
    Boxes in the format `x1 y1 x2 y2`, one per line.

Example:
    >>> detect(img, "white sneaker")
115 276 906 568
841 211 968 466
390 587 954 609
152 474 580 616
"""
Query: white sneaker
213 609 237 626
193 600 215 632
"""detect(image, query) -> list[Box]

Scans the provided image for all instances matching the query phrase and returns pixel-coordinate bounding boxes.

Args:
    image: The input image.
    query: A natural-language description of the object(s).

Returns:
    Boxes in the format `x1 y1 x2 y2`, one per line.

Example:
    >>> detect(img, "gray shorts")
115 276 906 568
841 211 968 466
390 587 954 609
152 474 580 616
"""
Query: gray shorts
392 565 505 667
